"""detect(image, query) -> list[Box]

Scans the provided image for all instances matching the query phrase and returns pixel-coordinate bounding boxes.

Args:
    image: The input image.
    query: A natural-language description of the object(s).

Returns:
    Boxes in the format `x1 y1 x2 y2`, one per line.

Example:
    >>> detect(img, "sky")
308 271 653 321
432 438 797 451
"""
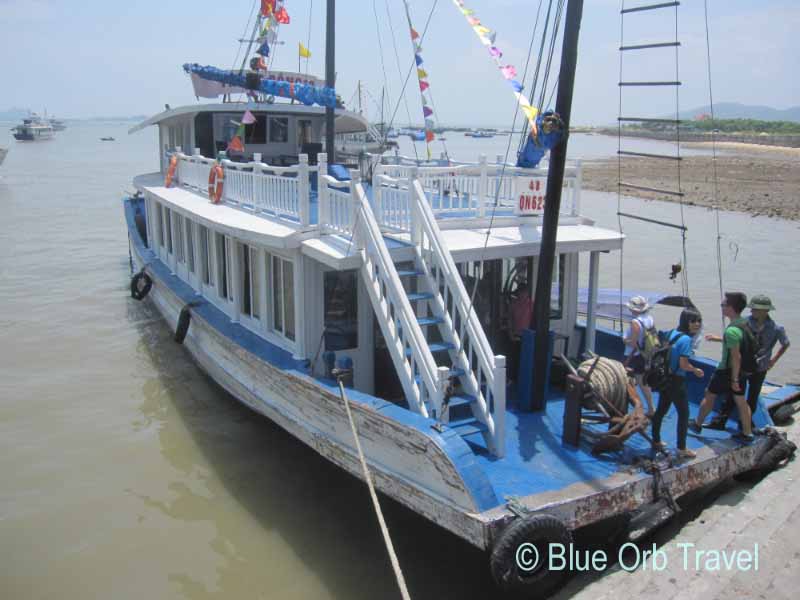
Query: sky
0 0 798 127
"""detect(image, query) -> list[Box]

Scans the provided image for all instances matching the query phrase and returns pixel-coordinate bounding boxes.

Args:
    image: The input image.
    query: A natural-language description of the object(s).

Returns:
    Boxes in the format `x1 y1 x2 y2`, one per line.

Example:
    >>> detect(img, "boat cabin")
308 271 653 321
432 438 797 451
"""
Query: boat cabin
131 103 625 458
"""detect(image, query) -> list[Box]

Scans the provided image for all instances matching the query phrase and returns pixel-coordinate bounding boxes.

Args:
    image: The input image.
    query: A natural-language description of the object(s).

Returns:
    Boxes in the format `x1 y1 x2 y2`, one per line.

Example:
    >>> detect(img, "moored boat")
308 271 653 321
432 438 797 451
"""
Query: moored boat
121 1 798 595
12 114 55 141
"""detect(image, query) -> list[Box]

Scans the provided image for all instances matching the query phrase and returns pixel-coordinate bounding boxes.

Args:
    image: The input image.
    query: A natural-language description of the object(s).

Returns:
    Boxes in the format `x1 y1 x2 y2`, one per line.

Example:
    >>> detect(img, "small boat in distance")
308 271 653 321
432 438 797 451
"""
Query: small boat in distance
12 114 55 141
100 137 115 141
49 118 67 131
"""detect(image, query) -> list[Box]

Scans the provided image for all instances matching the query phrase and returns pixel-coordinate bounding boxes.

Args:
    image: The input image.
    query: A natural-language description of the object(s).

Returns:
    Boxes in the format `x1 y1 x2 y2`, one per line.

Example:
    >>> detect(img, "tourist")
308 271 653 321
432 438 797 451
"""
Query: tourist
708 294 791 429
690 292 754 442
651 309 705 459
623 295 655 416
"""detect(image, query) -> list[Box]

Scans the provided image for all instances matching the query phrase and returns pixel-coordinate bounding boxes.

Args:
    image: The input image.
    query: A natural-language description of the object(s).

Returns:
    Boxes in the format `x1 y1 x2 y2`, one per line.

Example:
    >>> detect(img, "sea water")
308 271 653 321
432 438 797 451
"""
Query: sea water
1 122 797 599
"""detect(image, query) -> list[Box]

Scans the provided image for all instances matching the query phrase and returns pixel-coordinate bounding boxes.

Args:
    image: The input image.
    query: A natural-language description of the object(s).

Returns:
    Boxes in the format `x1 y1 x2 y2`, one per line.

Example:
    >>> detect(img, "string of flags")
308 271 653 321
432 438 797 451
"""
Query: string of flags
402 1 435 159
450 0 541 141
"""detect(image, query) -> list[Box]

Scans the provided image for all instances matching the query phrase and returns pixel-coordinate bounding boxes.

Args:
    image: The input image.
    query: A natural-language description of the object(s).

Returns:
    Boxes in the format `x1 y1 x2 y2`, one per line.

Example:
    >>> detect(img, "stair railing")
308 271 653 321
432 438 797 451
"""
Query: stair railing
409 177 506 457
350 175 445 419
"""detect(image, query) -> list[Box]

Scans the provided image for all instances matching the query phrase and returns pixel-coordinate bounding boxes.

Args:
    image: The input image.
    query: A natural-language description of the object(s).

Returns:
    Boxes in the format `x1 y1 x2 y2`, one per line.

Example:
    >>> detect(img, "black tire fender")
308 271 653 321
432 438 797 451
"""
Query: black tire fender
130 271 152 301
490 514 573 598
175 305 192 344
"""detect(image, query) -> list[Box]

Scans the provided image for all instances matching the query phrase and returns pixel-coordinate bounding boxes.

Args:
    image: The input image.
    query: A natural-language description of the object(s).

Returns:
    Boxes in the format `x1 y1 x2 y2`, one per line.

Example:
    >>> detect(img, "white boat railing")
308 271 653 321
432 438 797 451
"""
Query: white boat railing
409 178 506 456
318 166 355 236
351 175 443 419
173 148 315 226
375 153 582 218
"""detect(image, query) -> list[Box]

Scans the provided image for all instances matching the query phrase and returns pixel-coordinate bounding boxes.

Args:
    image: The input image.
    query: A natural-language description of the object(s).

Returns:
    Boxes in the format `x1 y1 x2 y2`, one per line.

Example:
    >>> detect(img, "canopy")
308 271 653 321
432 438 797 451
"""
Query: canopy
578 288 695 321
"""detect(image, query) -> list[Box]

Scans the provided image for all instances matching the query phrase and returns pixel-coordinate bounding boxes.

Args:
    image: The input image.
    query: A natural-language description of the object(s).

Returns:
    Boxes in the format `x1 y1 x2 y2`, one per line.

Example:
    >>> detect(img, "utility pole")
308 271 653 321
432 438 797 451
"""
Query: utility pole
531 0 584 410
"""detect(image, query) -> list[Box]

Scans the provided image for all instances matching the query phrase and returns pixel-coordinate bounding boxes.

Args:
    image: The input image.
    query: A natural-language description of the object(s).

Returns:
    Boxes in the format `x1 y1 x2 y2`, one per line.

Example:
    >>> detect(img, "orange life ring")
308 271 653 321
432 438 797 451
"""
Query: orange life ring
165 155 178 187
208 164 224 203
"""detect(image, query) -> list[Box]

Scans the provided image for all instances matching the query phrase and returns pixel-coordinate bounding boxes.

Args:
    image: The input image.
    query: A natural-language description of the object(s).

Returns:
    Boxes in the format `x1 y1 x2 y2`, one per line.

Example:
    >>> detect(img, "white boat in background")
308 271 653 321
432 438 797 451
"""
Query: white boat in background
49 118 67 131
12 114 55 141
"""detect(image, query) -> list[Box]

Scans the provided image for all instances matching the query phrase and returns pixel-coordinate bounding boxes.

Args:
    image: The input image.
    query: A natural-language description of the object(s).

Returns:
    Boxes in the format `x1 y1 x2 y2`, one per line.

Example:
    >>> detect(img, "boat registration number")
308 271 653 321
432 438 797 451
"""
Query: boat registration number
515 177 547 216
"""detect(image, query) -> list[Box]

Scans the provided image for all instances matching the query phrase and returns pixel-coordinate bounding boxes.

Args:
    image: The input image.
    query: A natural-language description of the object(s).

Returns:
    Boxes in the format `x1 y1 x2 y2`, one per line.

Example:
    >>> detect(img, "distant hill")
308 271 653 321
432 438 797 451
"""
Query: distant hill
680 103 800 123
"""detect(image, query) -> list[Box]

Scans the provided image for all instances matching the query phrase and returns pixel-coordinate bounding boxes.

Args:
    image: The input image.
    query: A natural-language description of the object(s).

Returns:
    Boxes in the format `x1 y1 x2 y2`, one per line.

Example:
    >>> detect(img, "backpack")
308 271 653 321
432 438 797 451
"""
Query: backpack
636 317 661 367
734 321 761 374
644 330 686 392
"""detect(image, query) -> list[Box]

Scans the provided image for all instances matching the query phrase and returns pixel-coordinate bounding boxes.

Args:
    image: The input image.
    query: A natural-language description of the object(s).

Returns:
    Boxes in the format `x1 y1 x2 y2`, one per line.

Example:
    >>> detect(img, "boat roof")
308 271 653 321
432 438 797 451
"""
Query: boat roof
128 102 369 135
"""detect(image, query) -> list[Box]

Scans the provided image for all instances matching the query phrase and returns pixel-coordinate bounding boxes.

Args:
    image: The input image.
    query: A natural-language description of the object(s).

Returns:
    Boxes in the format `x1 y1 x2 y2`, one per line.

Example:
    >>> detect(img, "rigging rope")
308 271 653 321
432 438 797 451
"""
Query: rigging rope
335 378 412 600
616 0 625 331
515 0 547 156
673 3 690 300
401 0 436 159
384 0 420 160
306 0 314 75
703 0 725 330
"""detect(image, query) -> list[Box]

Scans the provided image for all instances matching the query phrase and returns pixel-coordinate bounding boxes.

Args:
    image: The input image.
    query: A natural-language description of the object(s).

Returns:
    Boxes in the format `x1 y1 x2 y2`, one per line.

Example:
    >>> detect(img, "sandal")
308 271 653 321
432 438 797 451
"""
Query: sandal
677 449 697 460
652 441 667 452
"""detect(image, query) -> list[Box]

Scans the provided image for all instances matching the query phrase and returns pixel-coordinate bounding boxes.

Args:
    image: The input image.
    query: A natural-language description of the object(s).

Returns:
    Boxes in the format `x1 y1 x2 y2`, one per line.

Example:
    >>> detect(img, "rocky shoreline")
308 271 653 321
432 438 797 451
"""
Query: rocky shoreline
580 141 800 220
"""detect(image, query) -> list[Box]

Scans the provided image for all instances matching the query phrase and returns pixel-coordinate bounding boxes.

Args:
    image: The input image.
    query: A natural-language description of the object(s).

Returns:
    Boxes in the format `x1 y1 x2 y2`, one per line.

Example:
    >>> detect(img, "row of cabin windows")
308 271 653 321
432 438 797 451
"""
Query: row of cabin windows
150 200 296 343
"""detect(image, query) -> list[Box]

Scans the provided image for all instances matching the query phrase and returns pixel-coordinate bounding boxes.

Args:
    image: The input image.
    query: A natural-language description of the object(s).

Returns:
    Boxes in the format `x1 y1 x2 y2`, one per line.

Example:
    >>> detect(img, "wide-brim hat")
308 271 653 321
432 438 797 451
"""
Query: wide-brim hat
626 295 651 314
749 295 775 311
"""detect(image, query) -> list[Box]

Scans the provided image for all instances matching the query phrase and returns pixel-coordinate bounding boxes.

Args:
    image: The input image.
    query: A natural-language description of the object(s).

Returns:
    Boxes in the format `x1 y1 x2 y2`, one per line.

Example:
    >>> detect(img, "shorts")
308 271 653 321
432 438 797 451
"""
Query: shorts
626 354 646 375
707 368 747 396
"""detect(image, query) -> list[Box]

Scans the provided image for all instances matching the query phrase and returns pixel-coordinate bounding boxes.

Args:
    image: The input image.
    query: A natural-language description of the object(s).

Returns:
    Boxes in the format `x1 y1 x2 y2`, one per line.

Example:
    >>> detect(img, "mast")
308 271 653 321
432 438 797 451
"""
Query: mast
325 0 336 162
531 0 584 410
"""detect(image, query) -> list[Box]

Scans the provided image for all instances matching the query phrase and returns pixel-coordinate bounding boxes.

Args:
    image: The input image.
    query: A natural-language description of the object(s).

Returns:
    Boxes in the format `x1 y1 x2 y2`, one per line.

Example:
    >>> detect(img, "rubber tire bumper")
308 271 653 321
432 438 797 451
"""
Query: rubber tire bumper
130 271 152 301
490 514 573 598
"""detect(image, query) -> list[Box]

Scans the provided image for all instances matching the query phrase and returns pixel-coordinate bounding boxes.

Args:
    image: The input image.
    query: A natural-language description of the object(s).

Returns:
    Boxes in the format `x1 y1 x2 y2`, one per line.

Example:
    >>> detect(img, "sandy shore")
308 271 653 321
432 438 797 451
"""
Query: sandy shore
581 141 800 220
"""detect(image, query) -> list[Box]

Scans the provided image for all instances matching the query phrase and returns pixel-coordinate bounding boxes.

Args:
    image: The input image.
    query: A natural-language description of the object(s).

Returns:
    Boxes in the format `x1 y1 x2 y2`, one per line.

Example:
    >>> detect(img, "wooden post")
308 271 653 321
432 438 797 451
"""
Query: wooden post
349 170 361 237
325 0 336 163
318 152 329 229
532 0 584 411
298 154 310 226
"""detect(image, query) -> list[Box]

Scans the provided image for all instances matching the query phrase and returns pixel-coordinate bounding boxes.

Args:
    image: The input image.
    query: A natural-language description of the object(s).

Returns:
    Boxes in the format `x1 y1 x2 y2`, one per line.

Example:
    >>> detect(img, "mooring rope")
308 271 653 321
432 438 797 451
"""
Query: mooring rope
336 378 412 600
703 0 725 330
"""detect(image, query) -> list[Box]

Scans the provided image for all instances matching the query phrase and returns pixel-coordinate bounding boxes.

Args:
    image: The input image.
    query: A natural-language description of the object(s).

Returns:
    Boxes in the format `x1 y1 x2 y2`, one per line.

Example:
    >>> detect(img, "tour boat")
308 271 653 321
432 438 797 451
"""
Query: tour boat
12 115 55 141
122 0 798 595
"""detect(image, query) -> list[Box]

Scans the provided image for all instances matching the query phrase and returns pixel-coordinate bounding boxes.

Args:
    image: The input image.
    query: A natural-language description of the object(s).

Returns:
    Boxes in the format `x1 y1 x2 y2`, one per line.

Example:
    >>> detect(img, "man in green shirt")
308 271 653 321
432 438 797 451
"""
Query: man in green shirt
689 292 754 442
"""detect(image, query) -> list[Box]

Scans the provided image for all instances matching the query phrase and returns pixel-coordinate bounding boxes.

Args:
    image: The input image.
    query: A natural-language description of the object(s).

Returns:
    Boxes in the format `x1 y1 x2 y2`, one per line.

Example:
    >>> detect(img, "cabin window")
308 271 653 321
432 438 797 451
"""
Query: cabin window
271 255 295 340
185 219 195 273
324 270 358 350
199 225 211 285
245 114 267 144
239 243 261 320
154 201 164 247
215 232 232 300
268 117 289 143
174 214 185 263
164 207 173 254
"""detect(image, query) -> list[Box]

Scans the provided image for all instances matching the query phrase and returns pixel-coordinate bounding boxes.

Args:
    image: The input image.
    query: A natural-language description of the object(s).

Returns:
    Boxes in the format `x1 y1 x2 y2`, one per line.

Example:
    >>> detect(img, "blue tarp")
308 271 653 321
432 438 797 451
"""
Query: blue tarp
183 63 337 108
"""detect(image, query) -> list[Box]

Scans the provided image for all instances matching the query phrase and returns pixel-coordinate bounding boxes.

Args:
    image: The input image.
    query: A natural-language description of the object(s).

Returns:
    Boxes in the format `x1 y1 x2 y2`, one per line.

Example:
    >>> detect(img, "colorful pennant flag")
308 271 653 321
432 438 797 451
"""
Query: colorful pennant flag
274 6 290 24
257 42 270 57
403 1 437 158
450 0 541 139
299 42 311 58
242 110 257 125
260 0 275 17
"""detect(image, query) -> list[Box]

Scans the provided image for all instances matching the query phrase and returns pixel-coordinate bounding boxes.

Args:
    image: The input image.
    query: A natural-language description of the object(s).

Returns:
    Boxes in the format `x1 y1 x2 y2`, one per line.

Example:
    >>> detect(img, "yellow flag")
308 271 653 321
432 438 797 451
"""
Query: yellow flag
299 42 311 58
417 68 428 79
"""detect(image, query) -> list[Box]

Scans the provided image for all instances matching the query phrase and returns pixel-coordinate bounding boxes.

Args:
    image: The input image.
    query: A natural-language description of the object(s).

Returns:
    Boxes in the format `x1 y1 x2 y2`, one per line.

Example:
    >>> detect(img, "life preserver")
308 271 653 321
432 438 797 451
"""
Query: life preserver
208 164 224 203
165 155 178 187
130 270 152 301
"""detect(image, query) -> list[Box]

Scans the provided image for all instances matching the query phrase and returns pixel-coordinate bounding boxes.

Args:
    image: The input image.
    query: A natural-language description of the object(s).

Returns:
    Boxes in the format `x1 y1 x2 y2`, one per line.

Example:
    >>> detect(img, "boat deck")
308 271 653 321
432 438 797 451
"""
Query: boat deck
459 388 771 501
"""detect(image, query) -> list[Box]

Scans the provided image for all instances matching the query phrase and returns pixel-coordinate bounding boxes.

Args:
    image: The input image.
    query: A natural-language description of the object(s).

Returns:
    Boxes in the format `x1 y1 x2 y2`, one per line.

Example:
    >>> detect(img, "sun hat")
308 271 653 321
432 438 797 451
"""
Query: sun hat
626 295 651 314
748 295 775 311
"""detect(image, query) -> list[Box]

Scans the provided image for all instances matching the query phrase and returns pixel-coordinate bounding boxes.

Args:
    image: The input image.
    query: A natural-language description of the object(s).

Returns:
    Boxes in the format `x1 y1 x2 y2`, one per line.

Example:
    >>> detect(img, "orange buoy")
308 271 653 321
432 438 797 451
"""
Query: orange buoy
207 164 224 204
164 155 178 187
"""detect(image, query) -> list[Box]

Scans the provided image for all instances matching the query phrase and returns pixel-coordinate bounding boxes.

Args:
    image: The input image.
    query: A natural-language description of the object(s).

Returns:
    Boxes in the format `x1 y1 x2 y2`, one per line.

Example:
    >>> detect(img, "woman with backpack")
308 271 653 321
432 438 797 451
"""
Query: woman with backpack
624 296 656 416
651 309 706 459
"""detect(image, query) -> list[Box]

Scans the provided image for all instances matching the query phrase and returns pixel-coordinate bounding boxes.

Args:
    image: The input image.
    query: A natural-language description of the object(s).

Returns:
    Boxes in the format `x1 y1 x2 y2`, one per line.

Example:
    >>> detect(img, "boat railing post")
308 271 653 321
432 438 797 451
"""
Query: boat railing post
478 154 488 218
221 158 234 204
349 170 361 237
318 153 329 229
493 354 506 458
252 153 262 213
437 366 450 423
298 154 310 226
573 159 582 216
408 166 419 243
374 171 384 229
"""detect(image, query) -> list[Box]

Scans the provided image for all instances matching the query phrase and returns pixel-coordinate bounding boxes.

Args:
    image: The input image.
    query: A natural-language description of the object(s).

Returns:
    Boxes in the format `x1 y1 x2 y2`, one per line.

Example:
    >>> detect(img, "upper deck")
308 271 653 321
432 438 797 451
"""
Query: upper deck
134 150 623 269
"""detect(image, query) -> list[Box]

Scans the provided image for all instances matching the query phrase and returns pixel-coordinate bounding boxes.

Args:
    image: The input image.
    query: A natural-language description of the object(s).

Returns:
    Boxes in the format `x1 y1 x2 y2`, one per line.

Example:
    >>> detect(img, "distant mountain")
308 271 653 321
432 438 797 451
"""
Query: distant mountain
679 102 800 122
0 107 31 120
